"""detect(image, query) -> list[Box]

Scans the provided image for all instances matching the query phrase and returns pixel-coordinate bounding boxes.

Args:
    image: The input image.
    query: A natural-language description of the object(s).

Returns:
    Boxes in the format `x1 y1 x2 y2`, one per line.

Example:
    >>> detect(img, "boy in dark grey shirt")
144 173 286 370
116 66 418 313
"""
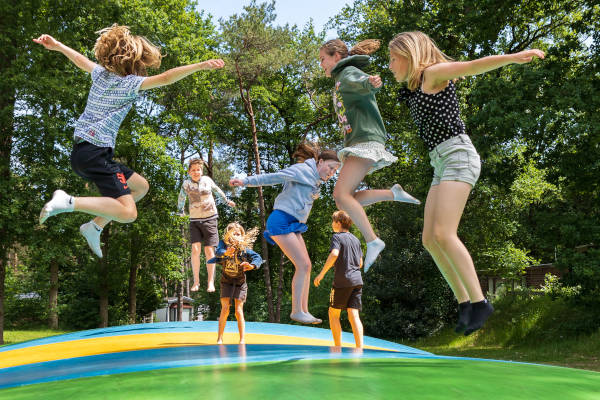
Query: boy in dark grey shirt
314 210 364 348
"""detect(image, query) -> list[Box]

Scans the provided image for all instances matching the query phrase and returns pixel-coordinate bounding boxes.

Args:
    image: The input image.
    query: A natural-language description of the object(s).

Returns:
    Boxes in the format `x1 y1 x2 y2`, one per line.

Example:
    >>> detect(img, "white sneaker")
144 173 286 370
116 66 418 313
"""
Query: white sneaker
391 184 420 205
290 312 319 324
364 238 385 272
39 190 74 224
80 221 103 258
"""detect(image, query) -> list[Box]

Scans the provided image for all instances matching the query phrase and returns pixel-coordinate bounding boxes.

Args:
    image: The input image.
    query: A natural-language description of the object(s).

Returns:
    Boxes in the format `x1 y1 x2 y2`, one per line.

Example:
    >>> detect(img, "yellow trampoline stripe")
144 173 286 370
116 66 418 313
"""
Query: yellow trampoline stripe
0 333 396 369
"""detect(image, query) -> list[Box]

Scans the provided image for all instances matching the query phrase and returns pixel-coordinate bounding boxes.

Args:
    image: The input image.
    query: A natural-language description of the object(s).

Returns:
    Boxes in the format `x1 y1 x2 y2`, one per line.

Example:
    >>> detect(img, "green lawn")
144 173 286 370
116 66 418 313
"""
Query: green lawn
405 327 600 372
1 329 71 347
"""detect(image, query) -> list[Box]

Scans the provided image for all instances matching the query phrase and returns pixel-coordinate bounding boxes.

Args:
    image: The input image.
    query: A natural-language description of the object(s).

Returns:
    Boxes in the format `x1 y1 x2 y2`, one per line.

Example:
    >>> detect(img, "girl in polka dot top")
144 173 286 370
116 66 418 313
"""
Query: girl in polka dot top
388 31 544 336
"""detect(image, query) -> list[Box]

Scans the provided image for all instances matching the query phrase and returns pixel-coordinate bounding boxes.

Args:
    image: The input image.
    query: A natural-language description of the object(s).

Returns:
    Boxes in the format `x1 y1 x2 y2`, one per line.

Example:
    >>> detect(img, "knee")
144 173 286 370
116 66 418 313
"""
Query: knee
328 308 340 320
118 206 138 223
137 177 149 197
422 230 435 250
432 228 453 248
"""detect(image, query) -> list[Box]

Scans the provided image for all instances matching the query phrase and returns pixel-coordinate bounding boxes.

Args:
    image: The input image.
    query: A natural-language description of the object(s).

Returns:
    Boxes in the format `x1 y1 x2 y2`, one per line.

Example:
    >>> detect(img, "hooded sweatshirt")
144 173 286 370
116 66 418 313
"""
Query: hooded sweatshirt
331 55 387 147
242 158 322 223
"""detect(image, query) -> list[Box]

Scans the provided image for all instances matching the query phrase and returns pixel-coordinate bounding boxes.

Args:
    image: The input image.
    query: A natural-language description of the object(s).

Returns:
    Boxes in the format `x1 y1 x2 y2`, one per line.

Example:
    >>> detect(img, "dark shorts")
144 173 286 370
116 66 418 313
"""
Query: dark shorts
70 141 134 199
190 218 219 246
329 285 362 310
220 281 248 302
264 209 308 245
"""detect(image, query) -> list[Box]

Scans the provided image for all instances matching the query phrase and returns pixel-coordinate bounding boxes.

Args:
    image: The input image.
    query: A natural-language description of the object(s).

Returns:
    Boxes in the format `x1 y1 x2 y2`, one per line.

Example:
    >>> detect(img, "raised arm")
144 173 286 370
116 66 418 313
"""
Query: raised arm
423 49 545 90
140 59 224 90
33 34 96 73
314 249 339 287
342 67 382 95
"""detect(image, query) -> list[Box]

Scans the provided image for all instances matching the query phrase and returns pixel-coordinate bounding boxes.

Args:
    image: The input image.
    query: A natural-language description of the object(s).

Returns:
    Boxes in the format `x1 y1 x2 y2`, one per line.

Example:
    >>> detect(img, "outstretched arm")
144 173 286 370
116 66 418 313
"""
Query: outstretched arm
140 59 224 90
33 34 96 73
314 249 339 287
423 49 545 89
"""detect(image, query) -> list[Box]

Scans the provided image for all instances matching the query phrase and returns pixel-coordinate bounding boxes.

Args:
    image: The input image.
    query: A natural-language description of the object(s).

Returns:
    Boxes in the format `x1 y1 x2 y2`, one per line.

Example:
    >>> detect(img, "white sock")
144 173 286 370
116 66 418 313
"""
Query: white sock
364 238 385 272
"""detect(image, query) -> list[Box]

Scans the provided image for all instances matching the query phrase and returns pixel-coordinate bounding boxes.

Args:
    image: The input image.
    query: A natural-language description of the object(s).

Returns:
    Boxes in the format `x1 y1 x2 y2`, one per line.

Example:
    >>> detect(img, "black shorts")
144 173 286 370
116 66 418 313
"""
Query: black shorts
220 281 248 302
329 285 362 310
70 141 134 199
190 218 219 246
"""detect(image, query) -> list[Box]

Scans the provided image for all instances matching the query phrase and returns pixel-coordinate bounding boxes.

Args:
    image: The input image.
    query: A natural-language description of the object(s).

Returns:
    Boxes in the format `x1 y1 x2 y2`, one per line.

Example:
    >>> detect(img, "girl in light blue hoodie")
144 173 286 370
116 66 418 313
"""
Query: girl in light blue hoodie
230 142 340 324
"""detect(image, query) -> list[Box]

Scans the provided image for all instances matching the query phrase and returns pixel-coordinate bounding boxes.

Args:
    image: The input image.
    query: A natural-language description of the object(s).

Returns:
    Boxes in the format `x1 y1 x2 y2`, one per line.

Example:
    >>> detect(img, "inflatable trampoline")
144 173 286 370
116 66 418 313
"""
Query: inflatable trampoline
1 322 598 399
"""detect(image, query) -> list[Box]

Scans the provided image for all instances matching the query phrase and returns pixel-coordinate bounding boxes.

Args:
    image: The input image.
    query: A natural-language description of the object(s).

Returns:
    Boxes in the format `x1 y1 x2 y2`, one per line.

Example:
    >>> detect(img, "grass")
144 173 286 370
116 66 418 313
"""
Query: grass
405 327 600 372
1 329 71 347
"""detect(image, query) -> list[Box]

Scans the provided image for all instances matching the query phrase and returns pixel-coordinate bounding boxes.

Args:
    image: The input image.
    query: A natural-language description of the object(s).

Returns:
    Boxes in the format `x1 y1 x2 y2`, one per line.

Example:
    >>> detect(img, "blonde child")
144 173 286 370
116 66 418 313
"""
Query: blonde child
319 39 420 272
314 211 364 348
210 223 262 344
178 157 235 292
34 25 224 257
230 142 340 324
388 31 544 335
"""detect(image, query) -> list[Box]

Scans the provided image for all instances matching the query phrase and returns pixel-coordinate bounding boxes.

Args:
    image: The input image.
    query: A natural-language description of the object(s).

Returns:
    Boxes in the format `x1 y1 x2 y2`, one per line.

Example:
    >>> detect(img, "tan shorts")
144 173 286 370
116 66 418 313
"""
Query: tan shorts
429 134 481 187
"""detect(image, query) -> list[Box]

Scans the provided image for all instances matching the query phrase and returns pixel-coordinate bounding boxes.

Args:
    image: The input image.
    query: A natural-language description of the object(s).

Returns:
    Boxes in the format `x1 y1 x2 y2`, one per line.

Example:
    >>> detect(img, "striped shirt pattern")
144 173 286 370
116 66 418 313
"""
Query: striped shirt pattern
74 65 145 148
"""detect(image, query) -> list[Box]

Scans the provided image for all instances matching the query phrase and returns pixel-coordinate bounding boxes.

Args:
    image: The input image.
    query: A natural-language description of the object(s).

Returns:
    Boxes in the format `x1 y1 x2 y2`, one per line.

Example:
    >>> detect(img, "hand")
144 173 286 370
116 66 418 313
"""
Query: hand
33 34 61 51
368 75 382 88
314 274 323 287
229 178 245 187
228 200 236 208
201 59 225 70
241 262 254 271
511 49 545 64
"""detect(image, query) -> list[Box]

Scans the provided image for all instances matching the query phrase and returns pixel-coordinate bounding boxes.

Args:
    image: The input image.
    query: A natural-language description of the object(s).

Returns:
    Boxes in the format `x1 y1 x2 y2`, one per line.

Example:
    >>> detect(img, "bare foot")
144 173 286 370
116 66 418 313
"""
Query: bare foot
207 282 215 292
191 283 200 292
217 338 223 344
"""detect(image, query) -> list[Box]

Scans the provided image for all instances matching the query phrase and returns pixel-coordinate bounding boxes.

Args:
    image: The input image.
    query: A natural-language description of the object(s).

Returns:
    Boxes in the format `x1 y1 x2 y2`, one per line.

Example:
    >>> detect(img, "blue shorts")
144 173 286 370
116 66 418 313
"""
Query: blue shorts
264 210 308 245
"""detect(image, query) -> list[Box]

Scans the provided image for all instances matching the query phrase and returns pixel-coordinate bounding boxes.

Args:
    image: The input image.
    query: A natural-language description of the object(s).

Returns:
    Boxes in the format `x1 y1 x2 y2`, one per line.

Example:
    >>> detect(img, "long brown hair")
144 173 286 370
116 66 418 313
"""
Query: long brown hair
292 141 339 163
320 38 381 59
94 24 162 76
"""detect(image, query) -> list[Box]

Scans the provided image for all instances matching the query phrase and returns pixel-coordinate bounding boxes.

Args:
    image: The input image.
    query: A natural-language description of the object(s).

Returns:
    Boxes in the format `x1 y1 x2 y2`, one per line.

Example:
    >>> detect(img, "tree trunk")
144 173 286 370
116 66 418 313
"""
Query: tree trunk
98 229 110 327
276 250 285 323
128 264 138 324
0 258 5 345
235 62 274 321
49 260 59 329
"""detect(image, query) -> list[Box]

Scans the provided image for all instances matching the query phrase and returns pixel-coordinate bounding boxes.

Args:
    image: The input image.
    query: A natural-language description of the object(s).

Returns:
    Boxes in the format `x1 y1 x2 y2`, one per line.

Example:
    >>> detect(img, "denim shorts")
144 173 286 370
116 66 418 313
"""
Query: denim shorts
429 134 481 187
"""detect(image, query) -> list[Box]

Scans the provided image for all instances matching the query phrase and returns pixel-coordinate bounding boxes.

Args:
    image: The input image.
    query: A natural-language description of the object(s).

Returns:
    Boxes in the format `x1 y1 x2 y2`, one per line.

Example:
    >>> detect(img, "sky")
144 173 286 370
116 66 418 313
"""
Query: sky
195 0 351 39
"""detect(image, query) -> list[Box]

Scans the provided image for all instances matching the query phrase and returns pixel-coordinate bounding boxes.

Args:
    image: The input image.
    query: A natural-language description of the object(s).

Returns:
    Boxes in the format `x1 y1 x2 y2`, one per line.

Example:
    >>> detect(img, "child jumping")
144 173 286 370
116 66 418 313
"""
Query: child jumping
178 157 235 292
388 31 544 335
209 223 262 344
34 25 224 257
230 142 340 324
319 39 420 271
314 210 364 348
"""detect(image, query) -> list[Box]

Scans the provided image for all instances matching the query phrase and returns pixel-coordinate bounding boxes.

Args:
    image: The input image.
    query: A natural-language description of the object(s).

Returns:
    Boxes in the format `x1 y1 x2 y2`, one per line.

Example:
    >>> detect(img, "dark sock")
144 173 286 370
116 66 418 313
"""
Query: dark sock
454 301 472 333
464 299 494 336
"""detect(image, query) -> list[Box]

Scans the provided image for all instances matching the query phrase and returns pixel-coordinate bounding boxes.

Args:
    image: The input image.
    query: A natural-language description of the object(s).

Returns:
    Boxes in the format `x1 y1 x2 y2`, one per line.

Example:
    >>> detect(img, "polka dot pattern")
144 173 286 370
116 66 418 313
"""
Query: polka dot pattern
398 81 466 151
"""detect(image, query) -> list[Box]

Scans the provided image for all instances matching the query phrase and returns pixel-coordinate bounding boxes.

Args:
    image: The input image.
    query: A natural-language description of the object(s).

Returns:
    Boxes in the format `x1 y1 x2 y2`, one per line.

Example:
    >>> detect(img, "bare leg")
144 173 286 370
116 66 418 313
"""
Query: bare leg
347 308 363 348
333 157 377 242
271 233 317 323
328 307 342 347
294 233 312 314
92 173 149 227
354 189 393 207
426 181 484 302
422 185 470 303
204 246 216 292
234 299 245 344
190 243 202 291
217 297 230 344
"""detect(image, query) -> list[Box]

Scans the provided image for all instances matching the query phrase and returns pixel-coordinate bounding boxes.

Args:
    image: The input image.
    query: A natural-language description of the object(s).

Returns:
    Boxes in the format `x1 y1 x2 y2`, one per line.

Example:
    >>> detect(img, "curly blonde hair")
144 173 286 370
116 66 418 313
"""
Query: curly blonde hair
223 223 259 251
94 24 162 76
388 31 452 91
